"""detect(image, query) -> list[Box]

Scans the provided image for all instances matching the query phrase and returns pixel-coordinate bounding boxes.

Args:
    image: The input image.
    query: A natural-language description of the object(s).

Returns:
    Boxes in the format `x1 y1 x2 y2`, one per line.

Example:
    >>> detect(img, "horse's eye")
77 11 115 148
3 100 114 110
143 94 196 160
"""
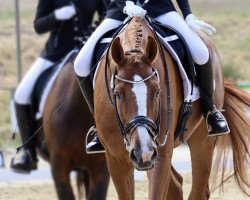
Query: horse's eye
114 91 121 100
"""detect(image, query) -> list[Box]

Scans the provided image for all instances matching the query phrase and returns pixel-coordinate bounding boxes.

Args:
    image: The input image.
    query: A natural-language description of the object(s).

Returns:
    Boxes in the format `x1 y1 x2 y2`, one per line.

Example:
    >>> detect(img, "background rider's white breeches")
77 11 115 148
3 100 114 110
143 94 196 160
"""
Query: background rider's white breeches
74 18 122 77
14 57 54 105
155 11 209 65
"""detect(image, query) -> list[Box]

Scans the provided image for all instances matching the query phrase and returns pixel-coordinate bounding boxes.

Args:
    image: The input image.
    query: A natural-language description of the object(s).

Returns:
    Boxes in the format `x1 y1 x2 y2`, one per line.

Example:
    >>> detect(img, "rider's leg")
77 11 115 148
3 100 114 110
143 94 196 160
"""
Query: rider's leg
155 11 209 66
76 75 105 153
11 103 38 173
14 58 55 105
74 18 121 77
11 58 54 173
155 12 229 136
195 60 230 136
74 18 121 153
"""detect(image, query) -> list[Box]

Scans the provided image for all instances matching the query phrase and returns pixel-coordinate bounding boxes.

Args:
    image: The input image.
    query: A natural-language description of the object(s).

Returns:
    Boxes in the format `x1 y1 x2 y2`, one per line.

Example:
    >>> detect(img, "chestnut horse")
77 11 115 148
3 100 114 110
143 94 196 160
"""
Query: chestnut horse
94 17 250 199
41 58 110 200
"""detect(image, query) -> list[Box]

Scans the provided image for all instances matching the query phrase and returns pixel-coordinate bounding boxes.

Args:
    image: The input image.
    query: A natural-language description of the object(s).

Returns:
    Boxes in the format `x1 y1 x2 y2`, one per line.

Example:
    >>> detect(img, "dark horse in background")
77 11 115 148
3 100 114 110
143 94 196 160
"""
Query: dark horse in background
93 17 250 199
30 54 110 199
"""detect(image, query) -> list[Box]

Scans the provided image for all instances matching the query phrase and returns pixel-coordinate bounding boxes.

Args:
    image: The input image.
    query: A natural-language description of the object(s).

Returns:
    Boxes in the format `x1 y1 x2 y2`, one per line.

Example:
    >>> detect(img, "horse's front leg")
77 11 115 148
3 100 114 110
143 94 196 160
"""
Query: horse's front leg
50 155 75 200
147 143 174 200
187 121 215 200
106 150 135 200
86 157 110 200
166 165 184 200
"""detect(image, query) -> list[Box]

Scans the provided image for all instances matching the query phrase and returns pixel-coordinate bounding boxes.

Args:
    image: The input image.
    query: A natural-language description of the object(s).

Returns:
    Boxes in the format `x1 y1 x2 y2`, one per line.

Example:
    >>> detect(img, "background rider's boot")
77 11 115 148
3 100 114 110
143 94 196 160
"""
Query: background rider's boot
10 102 38 173
76 75 105 153
195 59 230 136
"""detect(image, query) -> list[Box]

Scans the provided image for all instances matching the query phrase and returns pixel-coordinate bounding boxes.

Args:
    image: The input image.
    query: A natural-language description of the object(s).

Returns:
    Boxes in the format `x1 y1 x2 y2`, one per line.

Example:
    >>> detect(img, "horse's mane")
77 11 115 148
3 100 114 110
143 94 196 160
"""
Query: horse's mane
122 18 152 63
125 22 143 51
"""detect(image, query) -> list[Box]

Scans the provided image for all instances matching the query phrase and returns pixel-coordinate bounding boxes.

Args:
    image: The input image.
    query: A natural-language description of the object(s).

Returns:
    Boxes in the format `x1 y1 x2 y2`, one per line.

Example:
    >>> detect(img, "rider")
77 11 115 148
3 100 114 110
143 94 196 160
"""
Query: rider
11 0 108 173
74 0 230 154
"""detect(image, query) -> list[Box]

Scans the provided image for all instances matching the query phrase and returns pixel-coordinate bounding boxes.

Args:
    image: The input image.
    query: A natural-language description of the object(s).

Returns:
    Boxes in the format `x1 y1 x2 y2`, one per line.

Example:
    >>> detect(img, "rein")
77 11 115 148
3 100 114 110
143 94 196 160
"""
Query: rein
146 16 172 146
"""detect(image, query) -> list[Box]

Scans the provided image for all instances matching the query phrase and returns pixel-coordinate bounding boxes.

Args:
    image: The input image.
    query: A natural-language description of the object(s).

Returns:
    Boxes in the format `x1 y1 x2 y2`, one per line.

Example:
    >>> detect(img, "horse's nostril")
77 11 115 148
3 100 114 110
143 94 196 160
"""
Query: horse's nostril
130 149 137 162
152 149 157 161
130 149 141 163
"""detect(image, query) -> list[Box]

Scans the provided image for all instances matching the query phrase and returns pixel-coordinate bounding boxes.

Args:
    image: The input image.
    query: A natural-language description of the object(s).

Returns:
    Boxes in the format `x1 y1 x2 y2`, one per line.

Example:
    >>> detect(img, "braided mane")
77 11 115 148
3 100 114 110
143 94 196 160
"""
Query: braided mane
124 20 144 63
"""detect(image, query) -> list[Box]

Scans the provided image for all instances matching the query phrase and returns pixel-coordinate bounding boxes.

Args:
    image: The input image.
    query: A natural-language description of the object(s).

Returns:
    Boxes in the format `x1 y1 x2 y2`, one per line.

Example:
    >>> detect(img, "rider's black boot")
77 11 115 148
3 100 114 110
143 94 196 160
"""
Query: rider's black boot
195 59 230 136
76 75 105 153
10 103 38 173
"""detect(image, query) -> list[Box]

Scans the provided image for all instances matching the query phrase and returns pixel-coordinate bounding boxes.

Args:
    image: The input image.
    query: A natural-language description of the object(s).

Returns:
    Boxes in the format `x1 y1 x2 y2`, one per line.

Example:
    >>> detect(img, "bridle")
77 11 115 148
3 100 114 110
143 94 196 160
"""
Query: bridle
103 17 171 149
110 68 162 149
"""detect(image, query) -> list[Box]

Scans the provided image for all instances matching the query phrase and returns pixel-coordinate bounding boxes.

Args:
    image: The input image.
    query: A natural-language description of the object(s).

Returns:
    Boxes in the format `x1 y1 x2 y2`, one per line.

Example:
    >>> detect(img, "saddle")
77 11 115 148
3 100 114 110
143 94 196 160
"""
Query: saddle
92 19 196 83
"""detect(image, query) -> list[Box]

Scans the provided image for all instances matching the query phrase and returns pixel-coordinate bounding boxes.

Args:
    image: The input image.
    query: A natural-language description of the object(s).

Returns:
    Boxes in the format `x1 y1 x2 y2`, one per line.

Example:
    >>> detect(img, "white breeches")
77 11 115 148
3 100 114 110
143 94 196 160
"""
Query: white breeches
155 11 209 65
74 18 122 77
14 57 55 104
74 12 209 77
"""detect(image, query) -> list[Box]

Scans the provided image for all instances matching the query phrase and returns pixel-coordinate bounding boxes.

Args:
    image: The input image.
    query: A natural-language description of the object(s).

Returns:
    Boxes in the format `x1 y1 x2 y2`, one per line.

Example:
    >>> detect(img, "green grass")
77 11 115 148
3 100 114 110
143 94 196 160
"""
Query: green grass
238 37 250 51
0 10 15 20
224 64 241 81
0 11 34 21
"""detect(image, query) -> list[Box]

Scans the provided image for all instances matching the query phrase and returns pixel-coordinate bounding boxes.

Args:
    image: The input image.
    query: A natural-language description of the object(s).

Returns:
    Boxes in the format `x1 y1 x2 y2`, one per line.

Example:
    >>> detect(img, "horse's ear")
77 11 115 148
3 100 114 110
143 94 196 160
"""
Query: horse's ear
146 36 158 63
111 37 124 65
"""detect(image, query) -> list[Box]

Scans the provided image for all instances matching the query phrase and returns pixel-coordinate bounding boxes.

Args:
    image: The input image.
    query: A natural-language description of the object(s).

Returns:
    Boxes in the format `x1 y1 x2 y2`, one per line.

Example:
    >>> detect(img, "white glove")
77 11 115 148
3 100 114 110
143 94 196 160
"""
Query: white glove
123 1 147 19
185 14 216 35
55 5 76 21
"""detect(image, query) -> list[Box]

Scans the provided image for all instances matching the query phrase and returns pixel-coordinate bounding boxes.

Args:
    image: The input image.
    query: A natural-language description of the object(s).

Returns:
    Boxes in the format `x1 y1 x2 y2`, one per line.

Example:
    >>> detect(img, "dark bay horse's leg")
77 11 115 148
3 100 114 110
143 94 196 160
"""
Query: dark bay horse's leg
166 165 183 200
76 169 90 198
106 150 135 200
50 155 75 200
86 156 110 200
187 121 215 200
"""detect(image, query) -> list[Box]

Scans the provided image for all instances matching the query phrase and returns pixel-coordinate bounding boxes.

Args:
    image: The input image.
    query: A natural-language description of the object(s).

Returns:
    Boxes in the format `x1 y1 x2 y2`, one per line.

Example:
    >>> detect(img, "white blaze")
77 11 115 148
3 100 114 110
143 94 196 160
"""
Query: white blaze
132 75 147 116
132 75 151 158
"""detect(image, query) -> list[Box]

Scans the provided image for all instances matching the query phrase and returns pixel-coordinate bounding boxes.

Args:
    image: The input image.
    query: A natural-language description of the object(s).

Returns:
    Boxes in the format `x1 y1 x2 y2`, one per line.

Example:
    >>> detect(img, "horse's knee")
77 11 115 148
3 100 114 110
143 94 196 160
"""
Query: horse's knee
86 167 110 200
46 159 74 197
166 166 183 200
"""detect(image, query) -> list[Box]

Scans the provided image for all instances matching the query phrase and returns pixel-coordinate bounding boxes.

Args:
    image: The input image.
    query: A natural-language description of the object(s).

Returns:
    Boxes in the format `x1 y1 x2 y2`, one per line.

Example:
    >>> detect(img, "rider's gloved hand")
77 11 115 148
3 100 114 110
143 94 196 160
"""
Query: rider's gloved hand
185 14 216 35
54 5 76 21
123 1 147 19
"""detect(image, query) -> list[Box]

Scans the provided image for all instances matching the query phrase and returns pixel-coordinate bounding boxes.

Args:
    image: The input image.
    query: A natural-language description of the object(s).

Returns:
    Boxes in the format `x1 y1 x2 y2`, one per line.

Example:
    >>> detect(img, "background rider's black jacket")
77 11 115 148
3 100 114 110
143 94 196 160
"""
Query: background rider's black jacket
106 0 192 20
34 0 109 62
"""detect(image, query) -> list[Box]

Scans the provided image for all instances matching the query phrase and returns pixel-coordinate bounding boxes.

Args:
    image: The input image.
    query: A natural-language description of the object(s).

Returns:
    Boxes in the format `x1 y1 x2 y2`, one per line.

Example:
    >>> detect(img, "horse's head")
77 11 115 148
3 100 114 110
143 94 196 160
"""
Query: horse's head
109 18 161 170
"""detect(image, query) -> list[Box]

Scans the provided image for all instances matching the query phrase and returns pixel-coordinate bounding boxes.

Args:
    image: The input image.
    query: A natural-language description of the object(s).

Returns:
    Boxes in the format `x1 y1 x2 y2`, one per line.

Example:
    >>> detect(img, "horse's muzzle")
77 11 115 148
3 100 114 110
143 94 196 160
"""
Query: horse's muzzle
130 148 157 171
